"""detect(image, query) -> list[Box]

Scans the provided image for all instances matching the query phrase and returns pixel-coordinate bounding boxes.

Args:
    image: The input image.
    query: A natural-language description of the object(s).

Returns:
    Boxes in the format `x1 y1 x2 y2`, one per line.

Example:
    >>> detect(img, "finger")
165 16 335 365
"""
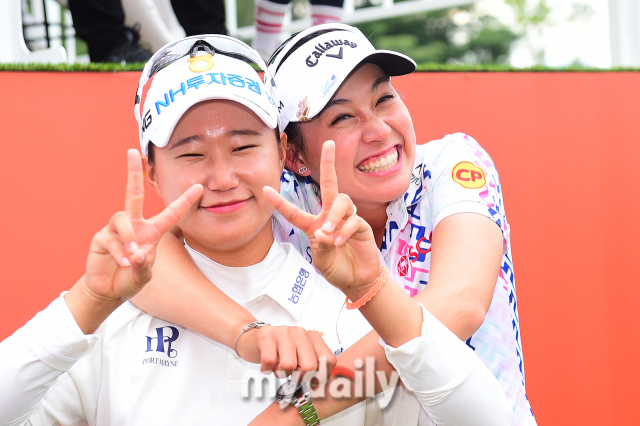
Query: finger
93 230 132 268
321 193 356 234
333 216 369 246
125 149 145 219
129 249 153 289
319 141 339 211
290 330 318 382
274 328 298 379
108 211 138 253
311 229 338 273
257 332 278 374
263 186 317 234
309 332 337 378
150 184 203 236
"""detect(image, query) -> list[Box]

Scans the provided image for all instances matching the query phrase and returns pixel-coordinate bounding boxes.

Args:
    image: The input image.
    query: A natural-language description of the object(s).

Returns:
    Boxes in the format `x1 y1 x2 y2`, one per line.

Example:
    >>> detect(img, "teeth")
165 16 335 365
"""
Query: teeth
358 148 399 173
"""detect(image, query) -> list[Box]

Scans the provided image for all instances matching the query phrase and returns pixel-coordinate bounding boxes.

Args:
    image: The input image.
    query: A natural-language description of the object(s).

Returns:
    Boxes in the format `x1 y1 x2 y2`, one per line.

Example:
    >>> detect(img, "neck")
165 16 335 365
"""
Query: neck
184 222 275 267
353 199 389 249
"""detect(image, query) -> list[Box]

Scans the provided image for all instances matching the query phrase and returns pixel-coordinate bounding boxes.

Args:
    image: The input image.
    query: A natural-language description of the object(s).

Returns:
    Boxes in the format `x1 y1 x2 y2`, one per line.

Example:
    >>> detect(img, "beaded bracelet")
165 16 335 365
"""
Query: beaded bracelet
345 266 388 310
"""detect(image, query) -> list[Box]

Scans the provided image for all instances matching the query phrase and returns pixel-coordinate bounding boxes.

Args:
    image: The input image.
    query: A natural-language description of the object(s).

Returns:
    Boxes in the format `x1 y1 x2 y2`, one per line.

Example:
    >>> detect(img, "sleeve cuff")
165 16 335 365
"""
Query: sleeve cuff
26 293 100 371
380 303 476 405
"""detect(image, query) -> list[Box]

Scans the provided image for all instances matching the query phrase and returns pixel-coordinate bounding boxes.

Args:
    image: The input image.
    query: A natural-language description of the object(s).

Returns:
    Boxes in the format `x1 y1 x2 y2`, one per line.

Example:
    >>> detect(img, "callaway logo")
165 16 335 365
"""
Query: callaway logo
306 39 357 67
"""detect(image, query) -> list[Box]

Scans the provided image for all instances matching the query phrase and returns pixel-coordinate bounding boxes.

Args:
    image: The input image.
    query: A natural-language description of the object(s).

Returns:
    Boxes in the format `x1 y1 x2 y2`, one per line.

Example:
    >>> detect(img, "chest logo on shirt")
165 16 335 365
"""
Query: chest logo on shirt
146 326 179 358
452 161 486 189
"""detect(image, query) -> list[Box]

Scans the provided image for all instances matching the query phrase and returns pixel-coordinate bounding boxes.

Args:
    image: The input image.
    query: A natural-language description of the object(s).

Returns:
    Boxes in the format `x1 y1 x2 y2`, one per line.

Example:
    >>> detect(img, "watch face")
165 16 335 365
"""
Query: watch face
276 380 299 401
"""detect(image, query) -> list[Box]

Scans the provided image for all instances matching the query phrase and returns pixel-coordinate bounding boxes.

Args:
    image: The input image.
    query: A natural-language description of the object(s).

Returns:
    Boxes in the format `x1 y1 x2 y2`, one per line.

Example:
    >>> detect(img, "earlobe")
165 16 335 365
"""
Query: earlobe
141 156 162 197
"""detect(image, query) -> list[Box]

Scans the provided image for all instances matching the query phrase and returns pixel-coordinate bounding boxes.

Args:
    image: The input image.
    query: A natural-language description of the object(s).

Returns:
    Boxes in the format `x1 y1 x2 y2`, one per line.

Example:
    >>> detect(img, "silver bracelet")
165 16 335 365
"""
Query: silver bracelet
233 321 270 358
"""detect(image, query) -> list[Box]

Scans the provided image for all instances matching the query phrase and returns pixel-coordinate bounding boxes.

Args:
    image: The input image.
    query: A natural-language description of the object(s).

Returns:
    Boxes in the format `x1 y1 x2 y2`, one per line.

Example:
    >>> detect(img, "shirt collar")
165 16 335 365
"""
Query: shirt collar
258 243 316 321
185 240 315 321
185 239 284 306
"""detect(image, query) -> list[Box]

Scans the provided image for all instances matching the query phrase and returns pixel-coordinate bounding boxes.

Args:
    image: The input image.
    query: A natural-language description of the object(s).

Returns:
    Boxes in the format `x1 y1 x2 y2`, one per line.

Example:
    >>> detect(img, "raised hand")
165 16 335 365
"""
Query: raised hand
66 149 203 333
263 141 382 302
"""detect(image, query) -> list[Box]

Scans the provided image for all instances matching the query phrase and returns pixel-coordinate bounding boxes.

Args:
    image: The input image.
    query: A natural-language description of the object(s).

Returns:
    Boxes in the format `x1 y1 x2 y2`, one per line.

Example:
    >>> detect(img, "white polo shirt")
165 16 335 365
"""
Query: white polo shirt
0 240 512 426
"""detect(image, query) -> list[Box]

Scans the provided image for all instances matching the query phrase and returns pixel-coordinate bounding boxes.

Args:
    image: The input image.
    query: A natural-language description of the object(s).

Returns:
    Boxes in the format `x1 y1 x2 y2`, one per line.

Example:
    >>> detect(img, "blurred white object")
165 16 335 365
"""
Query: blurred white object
122 0 186 53
609 0 640 67
230 0 476 39
0 0 66 63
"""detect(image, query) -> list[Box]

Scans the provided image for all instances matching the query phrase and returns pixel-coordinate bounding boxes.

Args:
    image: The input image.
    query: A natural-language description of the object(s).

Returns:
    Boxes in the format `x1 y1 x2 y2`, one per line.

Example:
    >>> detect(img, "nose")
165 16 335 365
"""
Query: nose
361 113 391 144
204 160 240 192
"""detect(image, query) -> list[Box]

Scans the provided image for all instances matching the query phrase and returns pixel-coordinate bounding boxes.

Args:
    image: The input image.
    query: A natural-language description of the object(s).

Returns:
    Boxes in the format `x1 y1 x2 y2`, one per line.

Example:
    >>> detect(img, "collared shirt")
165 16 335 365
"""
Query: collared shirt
275 133 536 426
0 242 372 426
0 243 514 426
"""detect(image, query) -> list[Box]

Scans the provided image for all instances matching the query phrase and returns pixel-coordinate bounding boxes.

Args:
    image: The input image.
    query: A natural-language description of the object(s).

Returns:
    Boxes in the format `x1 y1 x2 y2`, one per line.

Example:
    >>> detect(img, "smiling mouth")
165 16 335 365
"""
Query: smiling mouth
357 146 399 173
201 199 249 213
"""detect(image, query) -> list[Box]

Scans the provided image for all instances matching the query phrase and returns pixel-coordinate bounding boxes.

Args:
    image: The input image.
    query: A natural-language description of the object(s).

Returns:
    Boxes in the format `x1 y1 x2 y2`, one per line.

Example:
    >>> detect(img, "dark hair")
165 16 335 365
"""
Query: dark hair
146 127 280 167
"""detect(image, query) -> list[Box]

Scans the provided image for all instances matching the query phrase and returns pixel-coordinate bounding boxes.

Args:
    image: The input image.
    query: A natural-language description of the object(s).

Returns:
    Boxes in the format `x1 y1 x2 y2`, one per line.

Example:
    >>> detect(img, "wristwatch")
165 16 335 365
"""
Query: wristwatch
275 380 320 426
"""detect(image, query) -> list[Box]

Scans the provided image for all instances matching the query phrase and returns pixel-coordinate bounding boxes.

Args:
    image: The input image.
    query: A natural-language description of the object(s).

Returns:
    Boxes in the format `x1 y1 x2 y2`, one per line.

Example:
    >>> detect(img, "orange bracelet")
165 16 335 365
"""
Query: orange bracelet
345 266 388 310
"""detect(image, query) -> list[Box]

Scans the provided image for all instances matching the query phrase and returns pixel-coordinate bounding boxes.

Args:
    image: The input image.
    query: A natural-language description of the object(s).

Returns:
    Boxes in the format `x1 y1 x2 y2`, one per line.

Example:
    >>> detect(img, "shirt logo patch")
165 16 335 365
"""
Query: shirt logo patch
397 254 410 277
452 161 486 189
188 53 215 72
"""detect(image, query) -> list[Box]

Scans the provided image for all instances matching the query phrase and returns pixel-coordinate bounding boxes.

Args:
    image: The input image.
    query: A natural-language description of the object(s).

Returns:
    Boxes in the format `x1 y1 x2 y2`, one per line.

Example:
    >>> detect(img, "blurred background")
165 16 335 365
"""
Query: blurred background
2 1 640 425
4 0 637 67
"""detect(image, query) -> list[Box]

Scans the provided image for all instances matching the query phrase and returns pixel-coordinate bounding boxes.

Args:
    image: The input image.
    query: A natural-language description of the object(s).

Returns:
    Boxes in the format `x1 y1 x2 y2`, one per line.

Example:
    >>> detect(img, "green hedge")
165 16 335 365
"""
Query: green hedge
1 62 639 73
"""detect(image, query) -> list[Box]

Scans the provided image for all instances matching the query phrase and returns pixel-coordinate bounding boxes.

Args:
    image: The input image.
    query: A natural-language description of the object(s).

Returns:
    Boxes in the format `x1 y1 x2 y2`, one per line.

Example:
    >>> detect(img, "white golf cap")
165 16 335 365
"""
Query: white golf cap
268 24 416 130
135 35 279 155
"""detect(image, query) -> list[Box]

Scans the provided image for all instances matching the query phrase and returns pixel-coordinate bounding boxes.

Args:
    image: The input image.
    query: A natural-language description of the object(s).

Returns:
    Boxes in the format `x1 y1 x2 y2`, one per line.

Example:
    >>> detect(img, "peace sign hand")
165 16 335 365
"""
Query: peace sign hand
263 141 383 301
83 149 203 303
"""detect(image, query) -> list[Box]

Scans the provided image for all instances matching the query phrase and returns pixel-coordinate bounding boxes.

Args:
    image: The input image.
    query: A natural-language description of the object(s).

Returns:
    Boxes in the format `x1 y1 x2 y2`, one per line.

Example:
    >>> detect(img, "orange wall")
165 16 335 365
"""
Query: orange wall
1 71 639 425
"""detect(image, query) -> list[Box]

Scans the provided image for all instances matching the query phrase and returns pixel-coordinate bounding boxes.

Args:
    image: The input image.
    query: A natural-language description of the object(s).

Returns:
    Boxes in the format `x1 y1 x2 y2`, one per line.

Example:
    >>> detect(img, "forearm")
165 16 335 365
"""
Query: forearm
384 304 512 425
0 295 96 425
65 277 123 334
131 232 256 349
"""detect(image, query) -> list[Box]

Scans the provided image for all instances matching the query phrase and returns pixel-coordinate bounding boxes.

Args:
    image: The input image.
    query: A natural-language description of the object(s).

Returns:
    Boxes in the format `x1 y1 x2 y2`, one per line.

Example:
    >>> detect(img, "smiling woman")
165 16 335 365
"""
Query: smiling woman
131 24 535 426
145 100 285 267
0 34 513 426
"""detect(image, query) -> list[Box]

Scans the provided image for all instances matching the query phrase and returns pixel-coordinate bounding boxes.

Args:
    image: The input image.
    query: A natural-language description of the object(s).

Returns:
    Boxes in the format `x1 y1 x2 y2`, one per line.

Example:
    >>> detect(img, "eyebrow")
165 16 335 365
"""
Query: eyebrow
371 75 391 92
226 129 262 137
169 135 202 150
322 75 393 114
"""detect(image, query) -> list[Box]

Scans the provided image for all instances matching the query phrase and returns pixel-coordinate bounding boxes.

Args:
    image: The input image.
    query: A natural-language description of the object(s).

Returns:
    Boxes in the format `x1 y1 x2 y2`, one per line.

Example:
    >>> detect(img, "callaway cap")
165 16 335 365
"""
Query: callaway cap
268 23 416 130
134 35 279 155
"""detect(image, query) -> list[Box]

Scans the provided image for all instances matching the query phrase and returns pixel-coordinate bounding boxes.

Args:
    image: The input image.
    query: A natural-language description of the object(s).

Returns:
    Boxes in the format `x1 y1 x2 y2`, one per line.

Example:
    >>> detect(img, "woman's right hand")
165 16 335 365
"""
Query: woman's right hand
237 325 337 380
65 149 203 334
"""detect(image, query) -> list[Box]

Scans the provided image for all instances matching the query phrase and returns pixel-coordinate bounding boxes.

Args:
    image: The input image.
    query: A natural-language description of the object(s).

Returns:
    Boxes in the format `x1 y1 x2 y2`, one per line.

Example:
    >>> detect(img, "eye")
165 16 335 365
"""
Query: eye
330 114 352 125
177 153 203 158
234 145 257 152
376 94 394 105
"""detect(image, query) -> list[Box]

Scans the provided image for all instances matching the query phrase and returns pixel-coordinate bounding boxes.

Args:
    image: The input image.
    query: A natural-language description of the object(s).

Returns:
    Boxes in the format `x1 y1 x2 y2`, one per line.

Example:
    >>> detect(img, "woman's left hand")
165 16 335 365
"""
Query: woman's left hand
263 141 382 301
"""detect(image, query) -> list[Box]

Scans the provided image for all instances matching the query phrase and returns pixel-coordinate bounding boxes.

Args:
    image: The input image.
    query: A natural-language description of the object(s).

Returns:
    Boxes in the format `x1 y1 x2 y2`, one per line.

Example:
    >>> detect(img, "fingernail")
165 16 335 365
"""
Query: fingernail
121 257 131 267
322 221 333 232
129 241 139 252
334 236 343 245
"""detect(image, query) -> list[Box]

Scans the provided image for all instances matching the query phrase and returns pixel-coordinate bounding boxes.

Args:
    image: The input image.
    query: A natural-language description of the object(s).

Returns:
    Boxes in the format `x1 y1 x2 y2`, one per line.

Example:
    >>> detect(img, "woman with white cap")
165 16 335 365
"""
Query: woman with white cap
0 35 511 426
133 24 537 426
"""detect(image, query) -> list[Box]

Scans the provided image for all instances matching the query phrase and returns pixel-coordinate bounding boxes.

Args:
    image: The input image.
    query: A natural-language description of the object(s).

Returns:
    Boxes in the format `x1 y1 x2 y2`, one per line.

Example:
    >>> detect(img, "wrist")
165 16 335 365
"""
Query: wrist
345 266 388 309
65 277 123 334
